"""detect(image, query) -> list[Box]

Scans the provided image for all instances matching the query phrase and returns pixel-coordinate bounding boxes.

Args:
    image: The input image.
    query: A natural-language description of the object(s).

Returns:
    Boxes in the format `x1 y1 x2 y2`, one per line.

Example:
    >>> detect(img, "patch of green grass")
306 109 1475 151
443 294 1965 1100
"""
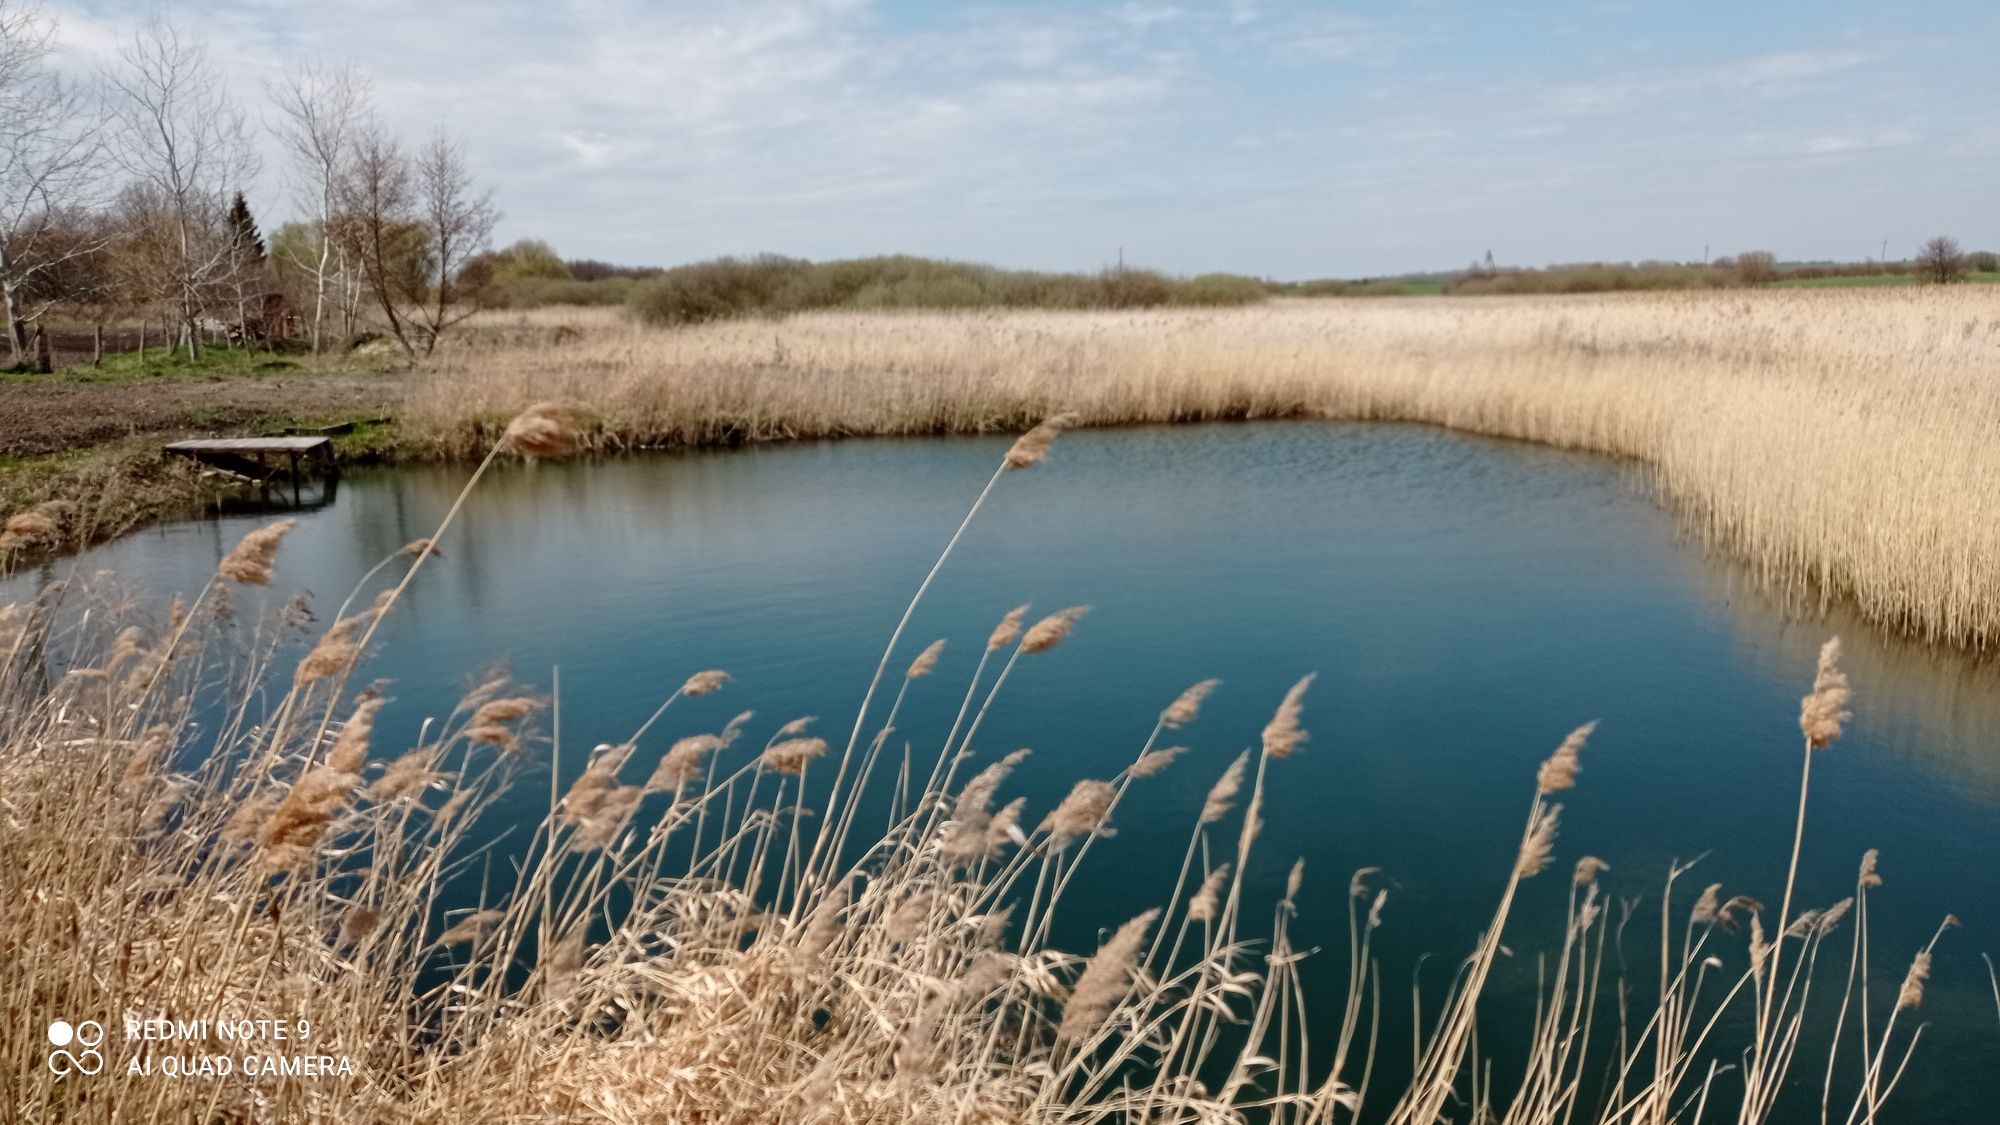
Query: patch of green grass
1771 272 2000 289
326 417 401 462
1 343 303 384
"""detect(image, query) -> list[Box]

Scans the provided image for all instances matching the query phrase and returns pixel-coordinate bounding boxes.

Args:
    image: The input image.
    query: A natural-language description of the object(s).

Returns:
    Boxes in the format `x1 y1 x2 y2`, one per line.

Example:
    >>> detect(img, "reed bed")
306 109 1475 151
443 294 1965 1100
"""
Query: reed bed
0 406 1959 1122
417 289 2000 649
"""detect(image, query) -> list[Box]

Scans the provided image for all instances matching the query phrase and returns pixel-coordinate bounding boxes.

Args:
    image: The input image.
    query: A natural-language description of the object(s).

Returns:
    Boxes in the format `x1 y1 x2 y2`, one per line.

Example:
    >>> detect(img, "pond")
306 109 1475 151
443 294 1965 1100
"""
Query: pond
12 421 1998 1118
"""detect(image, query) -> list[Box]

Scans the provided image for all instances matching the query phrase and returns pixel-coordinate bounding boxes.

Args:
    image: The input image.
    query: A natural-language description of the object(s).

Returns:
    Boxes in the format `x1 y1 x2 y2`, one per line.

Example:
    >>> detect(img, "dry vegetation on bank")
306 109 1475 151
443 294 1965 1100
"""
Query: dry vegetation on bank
412 289 2000 650
0 410 1954 1122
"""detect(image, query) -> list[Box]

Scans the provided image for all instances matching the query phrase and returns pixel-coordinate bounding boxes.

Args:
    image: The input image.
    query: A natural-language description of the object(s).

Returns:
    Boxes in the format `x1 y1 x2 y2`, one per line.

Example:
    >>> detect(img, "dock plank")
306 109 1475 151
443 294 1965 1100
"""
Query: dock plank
165 437 333 453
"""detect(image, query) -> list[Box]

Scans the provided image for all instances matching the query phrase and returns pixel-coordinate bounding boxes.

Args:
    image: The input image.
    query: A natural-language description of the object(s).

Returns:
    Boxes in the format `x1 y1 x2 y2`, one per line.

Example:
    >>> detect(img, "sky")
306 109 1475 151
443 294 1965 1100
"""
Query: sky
47 0 2000 278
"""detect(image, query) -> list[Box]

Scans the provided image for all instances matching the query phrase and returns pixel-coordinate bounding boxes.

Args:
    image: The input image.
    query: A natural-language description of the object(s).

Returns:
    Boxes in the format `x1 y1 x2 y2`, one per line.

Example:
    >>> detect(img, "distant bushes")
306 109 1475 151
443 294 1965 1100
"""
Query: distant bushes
483 276 641 308
625 255 1268 326
1445 261 1739 295
1271 278 1436 298
476 243 2000 319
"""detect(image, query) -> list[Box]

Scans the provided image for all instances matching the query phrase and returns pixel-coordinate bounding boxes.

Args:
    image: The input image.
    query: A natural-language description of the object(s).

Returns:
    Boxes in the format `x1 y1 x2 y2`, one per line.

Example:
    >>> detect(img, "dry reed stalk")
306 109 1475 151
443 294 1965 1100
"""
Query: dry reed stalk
416 293 2000 649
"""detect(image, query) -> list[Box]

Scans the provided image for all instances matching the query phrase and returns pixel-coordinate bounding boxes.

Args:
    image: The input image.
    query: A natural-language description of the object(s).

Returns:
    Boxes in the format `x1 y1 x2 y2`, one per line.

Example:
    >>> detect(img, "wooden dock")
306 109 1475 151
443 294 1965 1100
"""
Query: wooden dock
164 436 338 488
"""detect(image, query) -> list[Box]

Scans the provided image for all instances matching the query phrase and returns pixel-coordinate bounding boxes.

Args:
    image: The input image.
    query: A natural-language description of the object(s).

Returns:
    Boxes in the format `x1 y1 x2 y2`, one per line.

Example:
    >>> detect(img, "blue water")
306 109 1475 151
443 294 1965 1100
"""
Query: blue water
12 422 1998 1118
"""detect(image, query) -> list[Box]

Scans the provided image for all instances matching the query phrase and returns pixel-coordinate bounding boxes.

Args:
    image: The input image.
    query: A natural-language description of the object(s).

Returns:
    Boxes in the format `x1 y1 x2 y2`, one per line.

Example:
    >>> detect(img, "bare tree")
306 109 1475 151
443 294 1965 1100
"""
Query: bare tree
335 126 496 359
1734 250 1778 285
409 132 497 354
334 121 423 357
103 17 258 360
1916 235 1968 284
0 1 108 365
268 61 366 354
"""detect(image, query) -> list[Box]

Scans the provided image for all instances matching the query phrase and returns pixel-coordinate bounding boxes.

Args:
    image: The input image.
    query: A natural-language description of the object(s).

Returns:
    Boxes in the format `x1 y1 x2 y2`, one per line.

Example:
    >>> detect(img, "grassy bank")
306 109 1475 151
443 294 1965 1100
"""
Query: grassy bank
0 346 406 561
0 411 1948 1121
417 290 2000 649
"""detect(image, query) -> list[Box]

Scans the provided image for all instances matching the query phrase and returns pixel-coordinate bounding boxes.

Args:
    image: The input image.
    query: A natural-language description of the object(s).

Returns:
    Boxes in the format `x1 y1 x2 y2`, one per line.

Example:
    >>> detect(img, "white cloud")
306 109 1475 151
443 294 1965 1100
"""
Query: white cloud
45 1 2000 276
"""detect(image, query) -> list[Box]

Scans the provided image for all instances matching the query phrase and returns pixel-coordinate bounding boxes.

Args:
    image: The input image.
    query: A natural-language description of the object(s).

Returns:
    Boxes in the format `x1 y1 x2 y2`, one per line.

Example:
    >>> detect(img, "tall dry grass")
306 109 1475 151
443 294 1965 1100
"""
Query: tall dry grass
422 290 2000 648
0 406 1959 1122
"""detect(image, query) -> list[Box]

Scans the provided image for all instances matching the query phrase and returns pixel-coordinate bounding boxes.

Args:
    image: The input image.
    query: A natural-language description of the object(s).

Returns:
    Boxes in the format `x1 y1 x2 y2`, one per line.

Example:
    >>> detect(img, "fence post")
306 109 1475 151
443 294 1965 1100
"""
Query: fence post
93 325 103 367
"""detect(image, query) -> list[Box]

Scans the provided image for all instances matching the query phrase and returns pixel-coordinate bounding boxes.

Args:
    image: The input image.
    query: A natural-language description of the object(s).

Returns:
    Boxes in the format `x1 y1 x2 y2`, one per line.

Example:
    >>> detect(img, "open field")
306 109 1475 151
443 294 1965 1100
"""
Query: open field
411 289 2000 649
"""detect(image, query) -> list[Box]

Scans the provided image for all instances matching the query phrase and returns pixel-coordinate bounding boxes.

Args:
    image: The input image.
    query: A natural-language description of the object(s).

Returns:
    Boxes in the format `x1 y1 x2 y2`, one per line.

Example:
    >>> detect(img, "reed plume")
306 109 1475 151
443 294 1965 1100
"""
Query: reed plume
436 909 507 947
0 502 64 551
1045 779 1117 846
1800 637 1852 749
502 402 592 459
1897 951 1931 1010
1188 865 1230 922
1516 803 1561 878
944 750 1029 861
562 744 632 825
573 787 642 849
1128 746 1184 778
368 746 447 802
258 699 381 867
1536 721 1596 794
1859 848 1882 888
1058 908 1158 1042
681 669 731 696
216 519 297 585
1002 412 1078 471
465 696 542 748
1161 678 1220 728
1020 606 1088 654
1261 674 1314 758
988 604 1030 650
296 609 375 686
327 698 385 775
1202 752 1248 824
906 638 946 678
764 737 829 775
649 733 727 791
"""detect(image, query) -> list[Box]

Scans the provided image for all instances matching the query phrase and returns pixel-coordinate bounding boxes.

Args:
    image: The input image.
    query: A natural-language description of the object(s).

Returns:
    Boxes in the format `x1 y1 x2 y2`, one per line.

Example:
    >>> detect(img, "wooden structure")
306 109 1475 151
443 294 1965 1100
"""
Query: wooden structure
164 437 338 497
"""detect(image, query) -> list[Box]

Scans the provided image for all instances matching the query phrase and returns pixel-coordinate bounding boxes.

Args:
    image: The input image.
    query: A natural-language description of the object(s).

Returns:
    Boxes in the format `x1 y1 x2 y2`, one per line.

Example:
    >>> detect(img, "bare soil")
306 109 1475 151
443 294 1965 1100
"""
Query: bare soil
1 369 407 459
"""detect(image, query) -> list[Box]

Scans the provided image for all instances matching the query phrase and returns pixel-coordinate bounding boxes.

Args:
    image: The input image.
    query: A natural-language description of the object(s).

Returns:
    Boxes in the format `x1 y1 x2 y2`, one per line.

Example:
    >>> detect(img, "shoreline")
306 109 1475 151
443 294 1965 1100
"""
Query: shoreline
8 291 2000 654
